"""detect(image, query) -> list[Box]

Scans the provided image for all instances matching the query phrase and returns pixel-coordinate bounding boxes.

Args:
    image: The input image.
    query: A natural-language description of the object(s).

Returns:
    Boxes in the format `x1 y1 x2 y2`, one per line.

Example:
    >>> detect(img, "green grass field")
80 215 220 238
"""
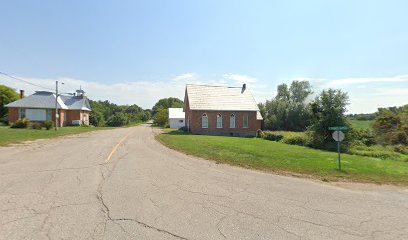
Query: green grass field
349 119 373 129
158 130 408 185
0 126 110 146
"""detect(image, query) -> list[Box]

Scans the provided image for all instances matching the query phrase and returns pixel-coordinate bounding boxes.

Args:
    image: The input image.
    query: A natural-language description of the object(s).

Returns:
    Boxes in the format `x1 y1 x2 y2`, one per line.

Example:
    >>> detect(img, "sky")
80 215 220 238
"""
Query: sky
0 0 407 113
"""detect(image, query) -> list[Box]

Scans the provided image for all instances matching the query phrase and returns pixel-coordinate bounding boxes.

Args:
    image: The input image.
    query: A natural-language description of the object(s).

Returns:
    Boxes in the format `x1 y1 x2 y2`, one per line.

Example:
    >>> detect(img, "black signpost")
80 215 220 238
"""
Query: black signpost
328 126 349 171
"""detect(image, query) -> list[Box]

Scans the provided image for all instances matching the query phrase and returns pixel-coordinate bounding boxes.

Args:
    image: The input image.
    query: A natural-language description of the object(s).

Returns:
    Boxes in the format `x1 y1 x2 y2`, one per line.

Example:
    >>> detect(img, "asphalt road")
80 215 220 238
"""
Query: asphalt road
1 124 408 240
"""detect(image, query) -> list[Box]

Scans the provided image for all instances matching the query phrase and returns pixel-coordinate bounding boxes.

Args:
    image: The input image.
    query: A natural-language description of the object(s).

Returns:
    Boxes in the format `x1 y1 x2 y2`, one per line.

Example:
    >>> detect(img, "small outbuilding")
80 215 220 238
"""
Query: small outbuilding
168 108 185 129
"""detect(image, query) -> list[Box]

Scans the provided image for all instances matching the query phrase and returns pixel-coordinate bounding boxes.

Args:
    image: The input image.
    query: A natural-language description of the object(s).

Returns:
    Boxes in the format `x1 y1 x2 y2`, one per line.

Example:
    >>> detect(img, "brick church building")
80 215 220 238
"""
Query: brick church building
183 84 262 137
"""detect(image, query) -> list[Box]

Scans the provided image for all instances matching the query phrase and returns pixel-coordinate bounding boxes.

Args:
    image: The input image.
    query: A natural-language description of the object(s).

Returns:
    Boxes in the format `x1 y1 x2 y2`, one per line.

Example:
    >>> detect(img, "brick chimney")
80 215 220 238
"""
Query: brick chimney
241 83 246 93
20 90 25 99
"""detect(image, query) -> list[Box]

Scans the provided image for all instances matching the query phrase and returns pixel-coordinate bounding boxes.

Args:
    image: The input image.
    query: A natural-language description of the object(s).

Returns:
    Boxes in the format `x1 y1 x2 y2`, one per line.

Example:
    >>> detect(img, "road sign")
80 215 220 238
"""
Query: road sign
331 130 345 172
332 131 345 142
328 126 349 131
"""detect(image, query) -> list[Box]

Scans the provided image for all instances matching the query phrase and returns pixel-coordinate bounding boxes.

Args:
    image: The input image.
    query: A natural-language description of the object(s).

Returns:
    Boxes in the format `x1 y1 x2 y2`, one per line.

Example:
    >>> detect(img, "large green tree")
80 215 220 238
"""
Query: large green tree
152 97 184 127
308 89 350 146
152 97 183 116
261 80 313 131
0 85 19 122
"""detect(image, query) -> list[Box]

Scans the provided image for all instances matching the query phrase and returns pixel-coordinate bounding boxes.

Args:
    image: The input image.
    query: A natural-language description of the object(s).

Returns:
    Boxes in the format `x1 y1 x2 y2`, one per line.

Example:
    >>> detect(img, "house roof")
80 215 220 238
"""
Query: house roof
168 108 184 119
185 84 262 119
60 95 92 111
5 91 91 111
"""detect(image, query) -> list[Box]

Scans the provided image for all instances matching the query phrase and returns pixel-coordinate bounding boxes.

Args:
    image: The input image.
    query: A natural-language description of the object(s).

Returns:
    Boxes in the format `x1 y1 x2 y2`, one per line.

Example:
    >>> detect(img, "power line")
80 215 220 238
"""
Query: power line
0 71 55 92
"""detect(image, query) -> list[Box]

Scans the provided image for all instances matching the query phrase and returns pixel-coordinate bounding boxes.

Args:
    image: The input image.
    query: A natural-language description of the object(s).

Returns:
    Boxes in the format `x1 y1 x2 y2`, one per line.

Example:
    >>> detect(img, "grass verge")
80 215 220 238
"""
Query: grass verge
0 125 111 146
349 120 373 130
157 130 408 185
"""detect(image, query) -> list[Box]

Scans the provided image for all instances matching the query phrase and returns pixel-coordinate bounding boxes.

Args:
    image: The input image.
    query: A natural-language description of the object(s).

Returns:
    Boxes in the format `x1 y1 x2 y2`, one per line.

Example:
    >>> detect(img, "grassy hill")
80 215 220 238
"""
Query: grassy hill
158 130 408 185
349 119 373 130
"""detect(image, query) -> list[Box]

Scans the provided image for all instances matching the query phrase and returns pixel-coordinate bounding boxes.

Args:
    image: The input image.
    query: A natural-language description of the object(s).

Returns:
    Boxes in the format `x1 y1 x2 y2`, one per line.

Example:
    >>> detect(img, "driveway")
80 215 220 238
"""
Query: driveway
0 124 407 239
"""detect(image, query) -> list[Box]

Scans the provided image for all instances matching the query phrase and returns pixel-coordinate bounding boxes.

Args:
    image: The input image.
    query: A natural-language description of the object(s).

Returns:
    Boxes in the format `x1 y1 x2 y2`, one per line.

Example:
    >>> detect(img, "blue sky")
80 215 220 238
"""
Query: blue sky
0 0 407 112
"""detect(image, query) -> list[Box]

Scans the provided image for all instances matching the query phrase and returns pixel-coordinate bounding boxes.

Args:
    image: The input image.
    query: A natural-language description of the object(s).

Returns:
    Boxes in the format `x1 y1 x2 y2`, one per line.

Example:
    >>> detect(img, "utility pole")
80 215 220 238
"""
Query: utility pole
55 81 59 131
54 81 64 131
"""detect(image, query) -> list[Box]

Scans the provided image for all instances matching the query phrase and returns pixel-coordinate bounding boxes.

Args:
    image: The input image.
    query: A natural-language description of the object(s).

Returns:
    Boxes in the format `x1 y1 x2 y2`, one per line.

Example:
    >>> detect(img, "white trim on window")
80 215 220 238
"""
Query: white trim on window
202 113 208 128
230 113 235 128
243 113 249 128
216 113 222 128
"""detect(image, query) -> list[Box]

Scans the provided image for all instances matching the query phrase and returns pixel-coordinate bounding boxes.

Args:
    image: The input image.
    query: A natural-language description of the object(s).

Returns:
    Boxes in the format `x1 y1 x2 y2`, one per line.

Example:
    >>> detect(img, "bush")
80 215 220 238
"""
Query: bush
281 134 309 146
153 108 168 127
106 112 129 127
348 144 408 162
347 129 376 146
31 122 42 130
256 129 264 138
179 126 187 132
11 118 29 128
394 145 408 155
43 121 53 130
262 131 284 141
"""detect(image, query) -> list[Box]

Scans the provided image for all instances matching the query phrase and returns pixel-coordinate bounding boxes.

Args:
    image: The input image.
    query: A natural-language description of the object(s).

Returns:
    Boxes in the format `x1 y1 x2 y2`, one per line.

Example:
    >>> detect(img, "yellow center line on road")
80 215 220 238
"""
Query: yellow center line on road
105 131 134 163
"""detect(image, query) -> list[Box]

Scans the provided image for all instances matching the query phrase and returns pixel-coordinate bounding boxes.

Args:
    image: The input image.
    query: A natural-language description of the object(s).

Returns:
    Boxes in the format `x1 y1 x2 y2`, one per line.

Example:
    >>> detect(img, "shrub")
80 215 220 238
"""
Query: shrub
262 131 284 141
42 121 53 130
11 118 29 128
256 129 264 138
31 122 42 130
348 144 408 162
153 108 168 127
281 134 309 146
106 112 129 127
347 128 376 146
394 145 408 155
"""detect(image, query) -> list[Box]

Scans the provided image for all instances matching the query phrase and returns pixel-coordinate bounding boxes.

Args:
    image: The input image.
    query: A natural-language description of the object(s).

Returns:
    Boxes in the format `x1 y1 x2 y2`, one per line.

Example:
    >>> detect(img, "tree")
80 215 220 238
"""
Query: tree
106 112 129 127
153 108 168 127
89 100 148 126
307 89 350 147
372 105 408 145
152 98 183 116
0 85 19 122
89 111 105 127
261 80 313 131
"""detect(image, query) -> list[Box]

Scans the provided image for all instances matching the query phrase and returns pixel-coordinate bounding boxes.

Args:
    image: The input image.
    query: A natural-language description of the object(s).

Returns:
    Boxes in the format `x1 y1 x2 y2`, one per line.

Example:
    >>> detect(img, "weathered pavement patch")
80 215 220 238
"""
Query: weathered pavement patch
1 125 408 239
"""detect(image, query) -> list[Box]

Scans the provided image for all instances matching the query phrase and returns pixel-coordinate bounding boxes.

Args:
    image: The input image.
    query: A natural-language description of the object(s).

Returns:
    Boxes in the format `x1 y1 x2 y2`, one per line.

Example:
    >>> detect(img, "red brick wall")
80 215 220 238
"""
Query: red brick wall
7 108 19 124
184 94 261 136
51 109 65 127
64 110 90 125
189 110 259 134
66 110 81 123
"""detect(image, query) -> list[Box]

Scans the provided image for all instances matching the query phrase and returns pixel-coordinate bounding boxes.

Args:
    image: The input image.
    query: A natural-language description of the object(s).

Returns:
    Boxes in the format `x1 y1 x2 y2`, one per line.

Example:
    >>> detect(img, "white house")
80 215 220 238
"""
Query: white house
168 108 185 129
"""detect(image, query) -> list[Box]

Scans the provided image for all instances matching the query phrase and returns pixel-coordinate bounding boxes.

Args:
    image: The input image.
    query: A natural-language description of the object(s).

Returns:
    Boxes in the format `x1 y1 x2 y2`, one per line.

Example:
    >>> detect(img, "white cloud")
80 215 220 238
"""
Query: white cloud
223 73 257 84
0 72 260 109
325 74 408 88
0 75 186 109
172 72 198 81
305 74 408 113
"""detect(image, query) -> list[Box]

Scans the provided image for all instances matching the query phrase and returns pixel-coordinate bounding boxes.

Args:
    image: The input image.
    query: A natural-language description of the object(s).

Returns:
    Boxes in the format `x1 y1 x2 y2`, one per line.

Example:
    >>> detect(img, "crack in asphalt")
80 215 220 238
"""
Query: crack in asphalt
113 218 190 240
93 130 190 240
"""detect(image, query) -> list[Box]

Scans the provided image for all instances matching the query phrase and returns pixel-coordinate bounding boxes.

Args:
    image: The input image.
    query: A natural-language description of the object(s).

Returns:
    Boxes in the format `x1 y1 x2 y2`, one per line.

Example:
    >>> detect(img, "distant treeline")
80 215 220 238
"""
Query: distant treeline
347 113 376 121
89 100 151 127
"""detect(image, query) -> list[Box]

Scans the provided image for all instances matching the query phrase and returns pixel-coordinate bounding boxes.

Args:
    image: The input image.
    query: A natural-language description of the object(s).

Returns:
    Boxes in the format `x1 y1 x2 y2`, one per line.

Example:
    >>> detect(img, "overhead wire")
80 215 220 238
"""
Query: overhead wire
0 71 55 92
